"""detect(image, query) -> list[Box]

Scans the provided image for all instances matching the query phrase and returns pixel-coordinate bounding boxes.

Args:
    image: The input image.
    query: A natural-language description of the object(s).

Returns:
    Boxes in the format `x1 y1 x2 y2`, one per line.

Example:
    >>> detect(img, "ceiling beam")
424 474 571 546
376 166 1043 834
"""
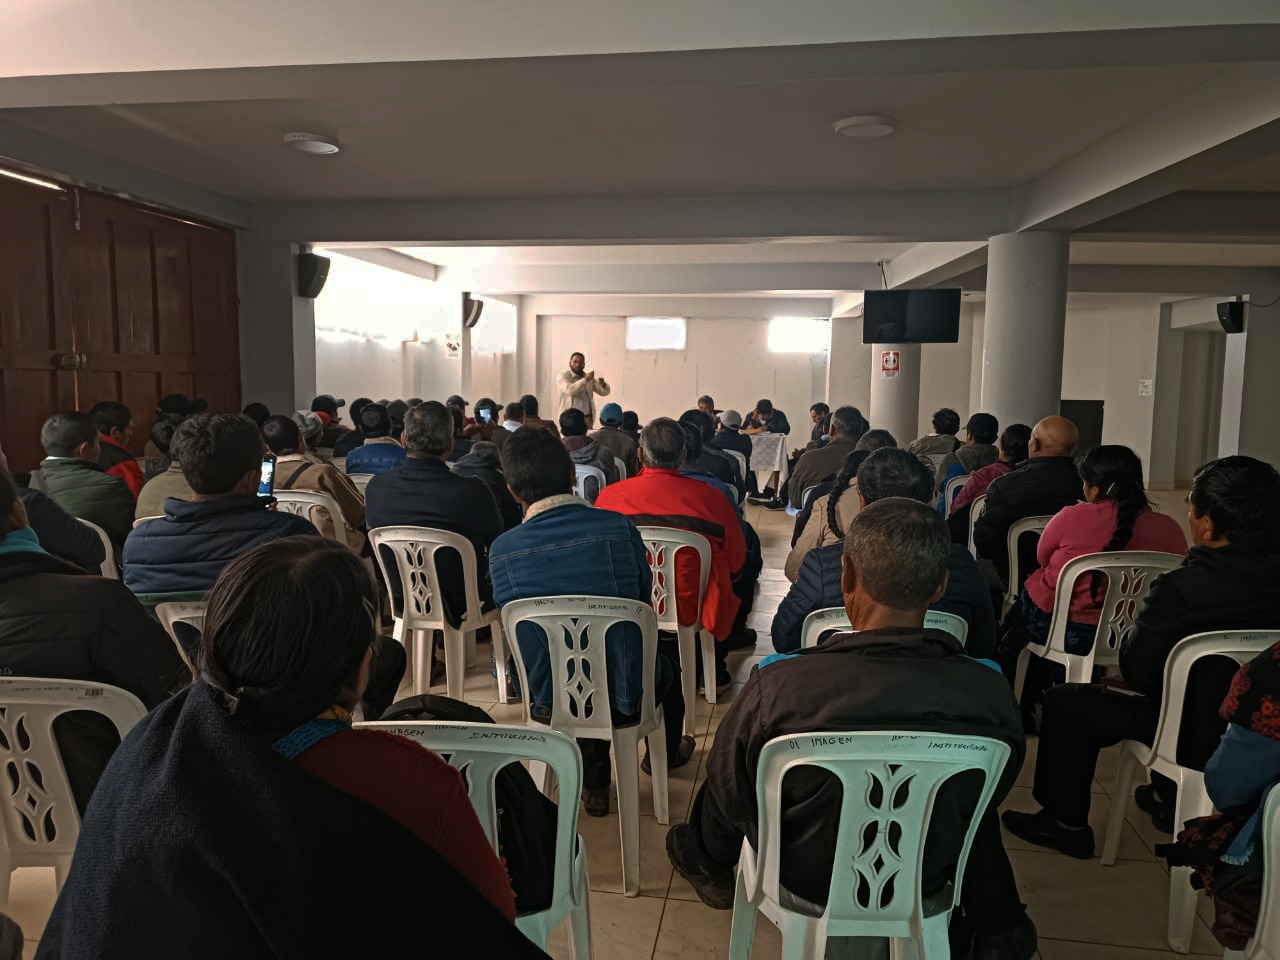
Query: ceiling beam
951 263 1280 296
885 241 990 289
325 247 439 281
1077 191 1280 242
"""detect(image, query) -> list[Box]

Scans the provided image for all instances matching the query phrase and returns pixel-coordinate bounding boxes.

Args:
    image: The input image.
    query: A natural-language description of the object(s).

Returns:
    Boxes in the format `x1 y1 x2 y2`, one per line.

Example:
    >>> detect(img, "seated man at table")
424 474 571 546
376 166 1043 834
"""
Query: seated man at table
743 400 792 508
489 426 694 817
667 498 1035 960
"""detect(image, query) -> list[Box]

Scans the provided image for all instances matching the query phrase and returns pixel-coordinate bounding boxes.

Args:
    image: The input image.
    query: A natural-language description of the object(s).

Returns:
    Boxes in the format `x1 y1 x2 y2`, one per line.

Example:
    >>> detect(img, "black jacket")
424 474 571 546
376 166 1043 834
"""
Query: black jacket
20 488 106 573
743 409 791 435
0 550 187 812
450 442 523 531
972 456 1080 581
772 543 998 659
332 428 365 458
708 628 1023 905
710 428 753 461
694 447 745 501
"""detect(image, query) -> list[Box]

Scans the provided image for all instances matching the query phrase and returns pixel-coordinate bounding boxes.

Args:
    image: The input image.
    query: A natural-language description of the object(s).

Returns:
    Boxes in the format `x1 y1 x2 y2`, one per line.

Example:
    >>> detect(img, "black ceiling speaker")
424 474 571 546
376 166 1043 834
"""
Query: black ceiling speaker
1217 300 1246 334
297 253 331 299
462 292 484 329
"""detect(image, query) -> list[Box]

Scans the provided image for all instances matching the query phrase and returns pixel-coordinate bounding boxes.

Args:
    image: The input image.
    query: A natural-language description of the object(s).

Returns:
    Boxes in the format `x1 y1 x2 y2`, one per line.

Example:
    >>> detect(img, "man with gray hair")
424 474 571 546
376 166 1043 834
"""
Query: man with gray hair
667 498 1035 960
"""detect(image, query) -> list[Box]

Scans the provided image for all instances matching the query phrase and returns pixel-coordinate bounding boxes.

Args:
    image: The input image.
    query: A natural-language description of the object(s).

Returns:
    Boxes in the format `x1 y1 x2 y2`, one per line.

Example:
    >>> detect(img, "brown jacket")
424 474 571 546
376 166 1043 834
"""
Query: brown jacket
786 436 859 508
273 454 366 551
136 463 194 521
589 425 639 478
784 485 860 582
524 417 560 438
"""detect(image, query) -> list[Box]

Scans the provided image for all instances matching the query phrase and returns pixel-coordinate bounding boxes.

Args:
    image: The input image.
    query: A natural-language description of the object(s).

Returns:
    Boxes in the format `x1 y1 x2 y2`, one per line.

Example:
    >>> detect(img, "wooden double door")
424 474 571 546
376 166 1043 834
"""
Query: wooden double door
0 173 240 471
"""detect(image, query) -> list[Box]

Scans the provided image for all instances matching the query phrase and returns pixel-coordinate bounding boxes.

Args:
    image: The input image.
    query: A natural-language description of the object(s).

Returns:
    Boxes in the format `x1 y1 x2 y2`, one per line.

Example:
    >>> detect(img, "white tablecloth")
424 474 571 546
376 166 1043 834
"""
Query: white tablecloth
748 433 789 491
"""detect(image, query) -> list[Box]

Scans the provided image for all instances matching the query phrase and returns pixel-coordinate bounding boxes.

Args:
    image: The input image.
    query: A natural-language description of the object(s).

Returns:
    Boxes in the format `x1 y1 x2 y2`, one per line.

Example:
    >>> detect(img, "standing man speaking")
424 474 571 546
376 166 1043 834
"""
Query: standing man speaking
558 351 611 428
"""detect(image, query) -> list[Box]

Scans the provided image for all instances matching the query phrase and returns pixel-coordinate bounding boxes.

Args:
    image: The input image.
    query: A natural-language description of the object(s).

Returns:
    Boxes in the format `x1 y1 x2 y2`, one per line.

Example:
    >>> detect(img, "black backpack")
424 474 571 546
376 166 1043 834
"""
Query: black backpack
380 695 559 914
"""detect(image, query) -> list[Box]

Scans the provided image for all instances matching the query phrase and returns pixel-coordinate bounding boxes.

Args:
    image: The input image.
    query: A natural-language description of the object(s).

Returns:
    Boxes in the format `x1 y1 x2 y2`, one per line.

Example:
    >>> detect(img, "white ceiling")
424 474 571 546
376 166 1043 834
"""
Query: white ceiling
383 242 915 268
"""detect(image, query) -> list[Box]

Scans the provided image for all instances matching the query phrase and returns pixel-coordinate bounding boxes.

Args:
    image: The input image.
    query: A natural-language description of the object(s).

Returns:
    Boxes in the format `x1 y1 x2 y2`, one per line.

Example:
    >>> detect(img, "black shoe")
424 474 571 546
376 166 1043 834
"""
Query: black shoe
1001 808 1094 859
666 824 736 909
747 488 774 504
763 498 785 510
1135 784 1174 833
583 787 609 818
715 667 733 696
973 914 1037 960
641 735 696 775
723 627 757 651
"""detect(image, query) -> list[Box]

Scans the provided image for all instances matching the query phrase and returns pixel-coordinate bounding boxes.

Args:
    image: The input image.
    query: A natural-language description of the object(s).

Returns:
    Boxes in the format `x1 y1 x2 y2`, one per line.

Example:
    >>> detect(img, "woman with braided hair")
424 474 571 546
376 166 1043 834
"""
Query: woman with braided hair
993 445 1188 723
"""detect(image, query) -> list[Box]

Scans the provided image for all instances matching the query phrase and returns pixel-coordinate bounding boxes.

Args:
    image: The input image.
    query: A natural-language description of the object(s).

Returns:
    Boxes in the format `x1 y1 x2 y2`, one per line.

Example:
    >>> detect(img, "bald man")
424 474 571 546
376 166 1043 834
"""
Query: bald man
973 416 1082 583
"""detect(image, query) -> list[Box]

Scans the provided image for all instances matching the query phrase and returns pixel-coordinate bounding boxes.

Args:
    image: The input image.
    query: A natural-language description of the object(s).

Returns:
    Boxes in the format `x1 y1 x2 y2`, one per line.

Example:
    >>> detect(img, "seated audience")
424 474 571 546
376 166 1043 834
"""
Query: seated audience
936 412 1000 500
28 412 135 551
142 417 177 481
621 410 642 445
123 414 318 593
908 407 963 466
2 439 105 572
1003 456 1280 858
0 470 185 813
519 394 560 437
795 401 831 457
241 401 270 430
590 402 639 478
679 409 744 500
136 422 195 521
145 393 207 461
559 408 619 502
973 415 1081 583
344 404 407 477
742 398 790 436
451 440 523 531
1160 636 1280 948
709 408 753 461
473 397 502 438
386 400 409 442
262 415 366 551
364 402 504 627
447 405 474 462
500 401 525 433
668 499 1035 960
597 418 747 692
332 397 374 458
697 395 717 421
994 445 1187 719
490 428 694 816
789 428 896 549
949 423 1031 542
447 394 473 427
774 448 997 658
311 394 349 449
89 400 144 498
37 538 536 959
786 405 867 509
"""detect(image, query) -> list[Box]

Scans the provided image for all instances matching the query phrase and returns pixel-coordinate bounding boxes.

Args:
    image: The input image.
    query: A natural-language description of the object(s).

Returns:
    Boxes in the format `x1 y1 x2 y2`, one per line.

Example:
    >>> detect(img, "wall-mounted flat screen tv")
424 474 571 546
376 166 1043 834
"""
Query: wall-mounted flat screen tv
862 289 962 344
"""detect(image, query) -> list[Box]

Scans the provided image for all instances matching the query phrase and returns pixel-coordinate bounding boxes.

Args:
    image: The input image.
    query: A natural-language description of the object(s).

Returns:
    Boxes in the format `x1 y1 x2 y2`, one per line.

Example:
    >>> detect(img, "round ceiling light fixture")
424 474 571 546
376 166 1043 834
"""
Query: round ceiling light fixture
283 132 341 155
833 115 896 140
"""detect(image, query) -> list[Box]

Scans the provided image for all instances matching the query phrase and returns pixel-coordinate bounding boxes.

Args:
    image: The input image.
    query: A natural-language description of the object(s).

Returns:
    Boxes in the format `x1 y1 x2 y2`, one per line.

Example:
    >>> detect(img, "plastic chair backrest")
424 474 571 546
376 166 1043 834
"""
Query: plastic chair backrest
272 489 346 542
1002 515 1052 607
749 731 1010 928
613 457 627 480
154 601 207 669
367 525 486 630
1046 551 1184 665
500 596 661 739
967 495 987 558
800 607 851 649
800 485 820 510
358 720 582 921
635 526 711 632
944 475 968 517
726 450 748 480
0 678 146 862
1149 631 1280 771
924 610 969 646
1248 786 1280 960
573 464 607 501
132 515 162 529
76 518 117 579
348 473 374 498
926 452 948 474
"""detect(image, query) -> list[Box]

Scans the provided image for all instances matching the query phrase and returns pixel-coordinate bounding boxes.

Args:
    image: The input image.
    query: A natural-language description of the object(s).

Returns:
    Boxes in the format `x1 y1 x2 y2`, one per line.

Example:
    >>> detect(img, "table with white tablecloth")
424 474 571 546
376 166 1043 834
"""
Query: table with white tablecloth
748 433 789 492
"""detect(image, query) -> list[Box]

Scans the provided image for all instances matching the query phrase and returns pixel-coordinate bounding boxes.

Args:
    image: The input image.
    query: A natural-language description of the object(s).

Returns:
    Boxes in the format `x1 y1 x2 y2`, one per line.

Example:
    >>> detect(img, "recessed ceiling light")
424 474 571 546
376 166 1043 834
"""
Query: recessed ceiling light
833 115 896 140
283 132 341 155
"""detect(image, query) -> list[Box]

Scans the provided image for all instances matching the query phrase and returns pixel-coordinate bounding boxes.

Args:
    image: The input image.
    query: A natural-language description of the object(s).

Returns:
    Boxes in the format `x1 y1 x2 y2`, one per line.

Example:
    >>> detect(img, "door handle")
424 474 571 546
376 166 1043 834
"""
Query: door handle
56 353 89 370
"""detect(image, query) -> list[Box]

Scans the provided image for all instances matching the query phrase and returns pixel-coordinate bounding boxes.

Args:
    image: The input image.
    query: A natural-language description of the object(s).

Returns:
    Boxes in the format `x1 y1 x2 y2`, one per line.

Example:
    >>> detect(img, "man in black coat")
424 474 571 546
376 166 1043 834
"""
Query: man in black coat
667 498 1035 960
450 440 523 531
679 409 744 501
973 415 1081 583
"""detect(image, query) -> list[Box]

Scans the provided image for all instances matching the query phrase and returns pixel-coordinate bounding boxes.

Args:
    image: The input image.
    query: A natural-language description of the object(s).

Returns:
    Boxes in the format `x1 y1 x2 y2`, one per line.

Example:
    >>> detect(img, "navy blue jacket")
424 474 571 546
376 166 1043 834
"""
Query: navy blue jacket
772 542 997 658
123 495 317 594
344 438 407 476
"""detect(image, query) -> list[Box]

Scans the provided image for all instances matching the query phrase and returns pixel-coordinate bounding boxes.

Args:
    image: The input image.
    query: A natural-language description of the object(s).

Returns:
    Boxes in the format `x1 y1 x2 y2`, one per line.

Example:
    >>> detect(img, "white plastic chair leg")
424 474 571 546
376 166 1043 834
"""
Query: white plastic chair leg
1011 647 1030 707
648 710 670 825
700 629 718 706
466 628 478 667
611 729 642 897
410 627 432 695
1101 746 1140 866
515 914 548 949
919 912 951 960
0 859 10 911
676 624 698 737
491 622 511 704
568 857 593 960
1167 771 1213 954
780 912 826 960
728 866 757 959
443 626 467 700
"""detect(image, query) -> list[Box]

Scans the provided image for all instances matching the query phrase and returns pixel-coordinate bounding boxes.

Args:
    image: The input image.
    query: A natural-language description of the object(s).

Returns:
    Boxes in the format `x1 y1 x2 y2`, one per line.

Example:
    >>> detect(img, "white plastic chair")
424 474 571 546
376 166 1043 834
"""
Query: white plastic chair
999 515 1053 617
573 464 607 502
1102 630 1280 954
924 609 969 646
800 608 968 649
359 720 592 956
1228 786 1280 960
131 515 163 529
500 596 669 898
0 677 147 907
368 525 510 702
347 472 375 499
943 475 968 517
799 485 820 511
155 600 207 670
967 495 987 560
613 457 627 481
272 489 348 543
76 518 118 579
726 449 748 485
637 526 716 732
1014 551 1184 695
728 731 1011 960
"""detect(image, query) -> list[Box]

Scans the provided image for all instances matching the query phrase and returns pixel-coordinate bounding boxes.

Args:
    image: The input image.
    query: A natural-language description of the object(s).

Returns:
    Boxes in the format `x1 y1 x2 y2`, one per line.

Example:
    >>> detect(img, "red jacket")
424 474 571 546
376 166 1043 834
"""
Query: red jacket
596 467 746 640
98 434 144 499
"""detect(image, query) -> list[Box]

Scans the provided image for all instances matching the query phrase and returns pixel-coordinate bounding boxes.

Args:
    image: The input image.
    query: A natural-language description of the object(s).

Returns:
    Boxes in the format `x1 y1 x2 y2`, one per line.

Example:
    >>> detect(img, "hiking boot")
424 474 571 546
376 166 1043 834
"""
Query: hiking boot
1001 808 1094 859
666 824 736 909
642 735 696 775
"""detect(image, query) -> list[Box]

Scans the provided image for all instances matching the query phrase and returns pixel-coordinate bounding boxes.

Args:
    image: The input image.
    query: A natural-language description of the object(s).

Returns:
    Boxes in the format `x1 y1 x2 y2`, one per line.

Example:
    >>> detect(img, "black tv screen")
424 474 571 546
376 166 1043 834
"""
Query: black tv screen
862 289 962 344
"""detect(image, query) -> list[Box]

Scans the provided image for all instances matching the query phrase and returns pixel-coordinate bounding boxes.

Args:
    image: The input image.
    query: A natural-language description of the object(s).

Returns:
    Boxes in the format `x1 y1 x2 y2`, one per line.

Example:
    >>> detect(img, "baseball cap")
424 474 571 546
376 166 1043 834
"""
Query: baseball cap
599 402 623 426
311 394 345 417
720 409 743 429
446 394 469 407
294 411 323 443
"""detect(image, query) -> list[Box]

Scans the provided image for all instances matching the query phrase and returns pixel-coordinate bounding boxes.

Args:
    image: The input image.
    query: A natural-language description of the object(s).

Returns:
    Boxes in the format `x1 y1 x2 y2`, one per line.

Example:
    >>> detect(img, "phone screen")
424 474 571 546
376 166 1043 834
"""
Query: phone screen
479 407 493 424
258 456 276 498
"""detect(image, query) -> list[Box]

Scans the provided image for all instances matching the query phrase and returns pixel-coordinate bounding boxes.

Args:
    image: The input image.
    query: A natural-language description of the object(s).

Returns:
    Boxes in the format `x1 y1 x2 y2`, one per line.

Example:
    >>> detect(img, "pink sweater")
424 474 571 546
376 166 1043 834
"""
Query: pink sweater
1024 501 1188 624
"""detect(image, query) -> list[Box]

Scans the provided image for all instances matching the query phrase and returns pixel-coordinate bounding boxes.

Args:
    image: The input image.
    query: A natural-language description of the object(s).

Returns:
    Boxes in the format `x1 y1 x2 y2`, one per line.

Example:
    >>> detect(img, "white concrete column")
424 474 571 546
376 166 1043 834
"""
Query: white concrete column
826 313 873 413
980 231 1070 427
1223 295 1280 465
869 342 921 446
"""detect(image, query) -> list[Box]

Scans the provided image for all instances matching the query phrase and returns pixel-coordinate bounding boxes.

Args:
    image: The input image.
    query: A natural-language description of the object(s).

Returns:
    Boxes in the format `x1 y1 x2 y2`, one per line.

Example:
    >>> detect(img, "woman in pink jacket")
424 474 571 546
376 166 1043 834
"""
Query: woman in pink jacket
995 444 1188 725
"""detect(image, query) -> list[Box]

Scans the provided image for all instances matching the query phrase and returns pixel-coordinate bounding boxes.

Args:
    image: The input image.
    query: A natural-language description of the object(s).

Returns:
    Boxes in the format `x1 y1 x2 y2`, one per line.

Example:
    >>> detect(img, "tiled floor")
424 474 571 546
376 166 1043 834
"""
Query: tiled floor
10 499 1221 958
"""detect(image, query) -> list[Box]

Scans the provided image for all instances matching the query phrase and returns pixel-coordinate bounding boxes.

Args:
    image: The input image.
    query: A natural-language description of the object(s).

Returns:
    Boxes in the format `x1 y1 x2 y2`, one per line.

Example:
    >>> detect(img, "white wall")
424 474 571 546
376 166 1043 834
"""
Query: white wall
916 310 976 437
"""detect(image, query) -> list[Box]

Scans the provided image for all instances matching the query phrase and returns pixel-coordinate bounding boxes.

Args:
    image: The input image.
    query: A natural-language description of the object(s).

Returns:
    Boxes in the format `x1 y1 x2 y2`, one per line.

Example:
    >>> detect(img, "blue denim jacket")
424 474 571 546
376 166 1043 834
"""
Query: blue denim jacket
344 438 407 476
489 498 652 715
